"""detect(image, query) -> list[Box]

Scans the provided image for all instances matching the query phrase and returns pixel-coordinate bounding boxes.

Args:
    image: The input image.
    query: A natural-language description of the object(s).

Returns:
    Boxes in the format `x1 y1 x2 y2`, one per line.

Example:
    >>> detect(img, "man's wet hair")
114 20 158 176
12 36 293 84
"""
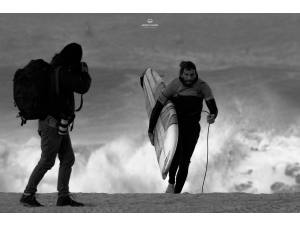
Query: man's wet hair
179 61 198 81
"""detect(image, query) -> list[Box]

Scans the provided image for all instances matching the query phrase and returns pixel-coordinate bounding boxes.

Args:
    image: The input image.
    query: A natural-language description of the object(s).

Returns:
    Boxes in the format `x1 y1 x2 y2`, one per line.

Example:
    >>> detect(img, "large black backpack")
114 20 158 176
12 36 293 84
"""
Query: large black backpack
13 59 53 126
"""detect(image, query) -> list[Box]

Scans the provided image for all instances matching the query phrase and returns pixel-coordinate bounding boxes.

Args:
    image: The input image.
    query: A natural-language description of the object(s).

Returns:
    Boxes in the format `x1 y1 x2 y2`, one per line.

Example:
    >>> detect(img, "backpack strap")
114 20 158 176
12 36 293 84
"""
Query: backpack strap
54 67 60 96
75 94 83 112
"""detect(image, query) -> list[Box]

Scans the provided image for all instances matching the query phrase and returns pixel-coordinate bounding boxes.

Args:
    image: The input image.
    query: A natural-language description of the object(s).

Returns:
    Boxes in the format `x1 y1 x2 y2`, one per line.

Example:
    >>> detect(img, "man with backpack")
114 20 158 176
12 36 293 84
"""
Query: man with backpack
18 43 91 207
148 61 218 194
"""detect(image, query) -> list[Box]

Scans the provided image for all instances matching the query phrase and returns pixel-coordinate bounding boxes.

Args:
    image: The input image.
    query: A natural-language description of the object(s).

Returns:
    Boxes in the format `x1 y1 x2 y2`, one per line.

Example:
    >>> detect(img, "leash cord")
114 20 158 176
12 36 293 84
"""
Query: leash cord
201 110 210 193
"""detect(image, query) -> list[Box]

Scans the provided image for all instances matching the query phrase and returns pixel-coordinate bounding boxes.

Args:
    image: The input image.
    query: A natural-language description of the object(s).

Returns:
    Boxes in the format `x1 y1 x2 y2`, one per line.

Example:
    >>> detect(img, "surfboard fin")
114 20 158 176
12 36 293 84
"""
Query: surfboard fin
140 75 144 88
140 68 151 88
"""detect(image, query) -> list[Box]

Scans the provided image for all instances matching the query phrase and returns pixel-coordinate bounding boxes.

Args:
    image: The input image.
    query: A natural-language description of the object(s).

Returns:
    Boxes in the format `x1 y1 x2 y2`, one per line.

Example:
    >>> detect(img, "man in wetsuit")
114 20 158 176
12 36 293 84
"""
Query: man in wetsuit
148 61 218 194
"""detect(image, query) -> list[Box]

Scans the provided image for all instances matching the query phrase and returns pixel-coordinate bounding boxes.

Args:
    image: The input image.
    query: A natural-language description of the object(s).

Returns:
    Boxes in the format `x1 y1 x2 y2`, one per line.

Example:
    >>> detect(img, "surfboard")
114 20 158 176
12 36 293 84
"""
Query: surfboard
140 68 178 179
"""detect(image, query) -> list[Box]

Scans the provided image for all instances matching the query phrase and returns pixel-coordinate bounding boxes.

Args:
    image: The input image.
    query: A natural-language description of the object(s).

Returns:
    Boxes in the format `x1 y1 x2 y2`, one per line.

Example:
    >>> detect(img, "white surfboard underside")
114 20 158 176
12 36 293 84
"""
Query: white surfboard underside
142 68 178 179
160 124 178 179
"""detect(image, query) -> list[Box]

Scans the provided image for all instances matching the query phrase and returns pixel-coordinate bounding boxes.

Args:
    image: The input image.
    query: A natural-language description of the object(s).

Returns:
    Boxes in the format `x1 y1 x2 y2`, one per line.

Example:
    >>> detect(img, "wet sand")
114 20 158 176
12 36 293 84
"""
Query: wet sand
1 192 300 213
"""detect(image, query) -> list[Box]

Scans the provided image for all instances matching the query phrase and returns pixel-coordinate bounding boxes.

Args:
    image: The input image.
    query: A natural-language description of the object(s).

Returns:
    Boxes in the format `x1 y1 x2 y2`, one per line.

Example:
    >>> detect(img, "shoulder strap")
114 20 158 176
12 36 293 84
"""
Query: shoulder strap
54 67 60 96
75 94 83 112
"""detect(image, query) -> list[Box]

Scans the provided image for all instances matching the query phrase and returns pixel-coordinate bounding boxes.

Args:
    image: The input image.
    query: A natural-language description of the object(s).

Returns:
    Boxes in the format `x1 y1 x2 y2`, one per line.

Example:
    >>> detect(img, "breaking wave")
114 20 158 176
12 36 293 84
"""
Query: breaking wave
1 114 299 194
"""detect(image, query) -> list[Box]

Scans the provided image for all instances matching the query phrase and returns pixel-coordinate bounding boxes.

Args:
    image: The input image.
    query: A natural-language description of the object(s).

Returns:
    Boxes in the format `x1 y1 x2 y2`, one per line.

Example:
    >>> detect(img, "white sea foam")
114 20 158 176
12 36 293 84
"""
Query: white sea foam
1 115 299 194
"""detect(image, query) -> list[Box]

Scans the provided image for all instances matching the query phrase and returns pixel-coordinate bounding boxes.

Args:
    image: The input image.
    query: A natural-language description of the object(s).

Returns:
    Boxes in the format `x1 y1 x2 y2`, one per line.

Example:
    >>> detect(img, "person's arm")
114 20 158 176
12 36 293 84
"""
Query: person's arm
72 62 91 94
202 82 218 124
205 98 218 124
61 62 91 94
147 79 177 145
148 100 164 134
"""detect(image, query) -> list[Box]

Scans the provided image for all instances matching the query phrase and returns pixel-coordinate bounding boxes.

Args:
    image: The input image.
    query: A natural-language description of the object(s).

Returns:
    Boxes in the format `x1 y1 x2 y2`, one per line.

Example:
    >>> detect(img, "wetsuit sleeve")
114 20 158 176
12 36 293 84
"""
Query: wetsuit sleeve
148 101 164 134
202 82 218 117
201 82 214 101
60 63 91 94
205 98 218 117
148 80 177 133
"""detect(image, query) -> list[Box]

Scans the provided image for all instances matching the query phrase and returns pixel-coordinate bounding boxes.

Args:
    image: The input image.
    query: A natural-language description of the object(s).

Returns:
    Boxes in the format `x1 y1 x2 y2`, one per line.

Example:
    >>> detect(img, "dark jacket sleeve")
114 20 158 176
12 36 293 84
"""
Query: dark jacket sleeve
60 65 91 94
148 101 164 134
205 98 218 118
72 71 91 94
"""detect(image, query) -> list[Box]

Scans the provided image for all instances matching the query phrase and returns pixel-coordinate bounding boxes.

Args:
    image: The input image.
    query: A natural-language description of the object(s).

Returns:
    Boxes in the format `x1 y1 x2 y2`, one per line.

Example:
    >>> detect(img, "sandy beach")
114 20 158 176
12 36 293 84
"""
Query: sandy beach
1 192 300 213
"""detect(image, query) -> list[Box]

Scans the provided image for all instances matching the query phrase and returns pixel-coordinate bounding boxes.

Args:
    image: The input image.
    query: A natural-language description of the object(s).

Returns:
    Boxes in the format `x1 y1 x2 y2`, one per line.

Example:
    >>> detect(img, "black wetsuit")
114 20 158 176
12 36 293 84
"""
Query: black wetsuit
148 77 218 193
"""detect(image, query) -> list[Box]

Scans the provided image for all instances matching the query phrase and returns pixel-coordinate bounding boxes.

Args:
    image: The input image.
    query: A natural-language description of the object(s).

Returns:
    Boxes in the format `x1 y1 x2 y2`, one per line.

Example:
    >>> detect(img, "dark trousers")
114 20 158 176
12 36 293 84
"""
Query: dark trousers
24 119 75 197
168 122 200 193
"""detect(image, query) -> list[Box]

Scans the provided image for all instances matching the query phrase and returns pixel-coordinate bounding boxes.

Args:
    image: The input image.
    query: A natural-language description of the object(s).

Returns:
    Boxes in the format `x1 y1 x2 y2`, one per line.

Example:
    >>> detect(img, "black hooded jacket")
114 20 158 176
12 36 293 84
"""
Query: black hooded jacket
48 43 91 121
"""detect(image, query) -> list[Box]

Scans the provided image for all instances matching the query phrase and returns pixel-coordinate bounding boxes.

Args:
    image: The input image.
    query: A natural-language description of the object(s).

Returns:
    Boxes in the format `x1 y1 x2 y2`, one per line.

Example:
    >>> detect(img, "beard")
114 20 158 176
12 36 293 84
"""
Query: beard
179 76 198 87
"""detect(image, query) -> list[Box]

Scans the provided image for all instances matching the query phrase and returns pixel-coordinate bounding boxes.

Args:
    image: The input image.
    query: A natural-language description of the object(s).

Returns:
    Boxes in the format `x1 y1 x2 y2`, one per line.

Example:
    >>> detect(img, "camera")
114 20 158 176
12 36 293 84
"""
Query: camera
58 118 69 135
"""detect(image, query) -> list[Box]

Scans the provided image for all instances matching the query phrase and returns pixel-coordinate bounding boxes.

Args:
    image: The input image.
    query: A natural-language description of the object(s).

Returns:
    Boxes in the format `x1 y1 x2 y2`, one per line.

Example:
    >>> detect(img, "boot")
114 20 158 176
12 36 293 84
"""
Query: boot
56 195 84 207
20 193 43 207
